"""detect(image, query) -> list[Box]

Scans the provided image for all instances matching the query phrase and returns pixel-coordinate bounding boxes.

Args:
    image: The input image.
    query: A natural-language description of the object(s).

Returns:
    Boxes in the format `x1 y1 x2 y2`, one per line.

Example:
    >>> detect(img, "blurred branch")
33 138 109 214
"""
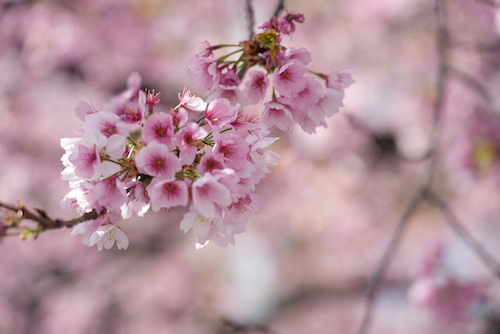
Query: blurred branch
271 0 285 19
449 66 499 113
0 200 103 239
473 0 500 8
217 318 277 334
427 192 500 278
449 37 500 54
356 1 450 333
424 0 449 187
355 193 424 334
245 0 256 40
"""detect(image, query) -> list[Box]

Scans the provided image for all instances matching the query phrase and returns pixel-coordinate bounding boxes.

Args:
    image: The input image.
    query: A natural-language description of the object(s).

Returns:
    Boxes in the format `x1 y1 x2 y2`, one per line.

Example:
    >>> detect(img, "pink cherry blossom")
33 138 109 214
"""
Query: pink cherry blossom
145 89 161 111
171 107 189 128
69 142 100 180
308 88 343 122
243 70 269 104
247 133 280 175
104 134 127 160
90 176 128 212
327 68 355 95
134 142 181 178
228 193 260 217
230 112 261 131
196 151 225 175
191 172 232 217
259 12 304 37
272 60 307 97
290 76 324 111
89 223 129 251
280 11 305 35
141 112 175 149
187 56 220 93
117 90 146 125
213 133 250 171
294 112 324 134
223 193 261 232
83 111 124 138
209 69 247 105
176 87 207 112
74 99 98 122
69 129 126 181
61 181 94 213
211 168 243 201
68 128 110 180
71 216 103 247
174 122 208 165
120 180 150 219
71 212 128 251
261 99 295 131
179 211 233 249
148 179 189 212
408 276 486 322
285 47 312 65
204 98 239 130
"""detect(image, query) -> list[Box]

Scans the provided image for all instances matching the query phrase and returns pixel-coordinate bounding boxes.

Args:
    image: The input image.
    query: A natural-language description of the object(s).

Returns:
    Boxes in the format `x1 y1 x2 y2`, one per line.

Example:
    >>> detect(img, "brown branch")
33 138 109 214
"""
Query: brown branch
356 1 449 333
448 66 499 113
426 192 500 278
0 200 104 234
245 0 256 40
473 0 500 9
271 0 285 20
217 318 278 334
355 192 424 334
423 0 449 188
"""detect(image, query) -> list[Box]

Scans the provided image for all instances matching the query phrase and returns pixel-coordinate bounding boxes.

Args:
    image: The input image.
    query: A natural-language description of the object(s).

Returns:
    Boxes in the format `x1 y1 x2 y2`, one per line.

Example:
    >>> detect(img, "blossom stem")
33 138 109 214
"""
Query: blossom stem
102 157 126 167
0 200 105 233
218 48 244 63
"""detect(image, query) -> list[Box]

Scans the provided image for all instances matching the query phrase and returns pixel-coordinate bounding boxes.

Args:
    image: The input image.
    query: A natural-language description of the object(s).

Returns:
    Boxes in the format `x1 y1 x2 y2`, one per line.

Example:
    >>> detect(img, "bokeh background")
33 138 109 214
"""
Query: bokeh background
1 0 500 333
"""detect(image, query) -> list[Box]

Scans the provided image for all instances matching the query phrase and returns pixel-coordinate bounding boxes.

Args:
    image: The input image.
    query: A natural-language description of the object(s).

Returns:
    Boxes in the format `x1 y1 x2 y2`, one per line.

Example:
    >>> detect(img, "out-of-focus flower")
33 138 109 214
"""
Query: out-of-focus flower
408 276 486 322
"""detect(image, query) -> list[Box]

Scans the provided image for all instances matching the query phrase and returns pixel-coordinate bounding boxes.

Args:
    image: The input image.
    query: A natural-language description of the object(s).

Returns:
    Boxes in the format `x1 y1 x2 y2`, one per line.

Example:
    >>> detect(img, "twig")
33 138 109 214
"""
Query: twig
426 192 500 278
217 317 278 334
355 192 424 334
271 0 285 20
356 1 449 333
424 0 448 188
245 0 255 40
473 0 500 8
448 66 499 113
0 200 103 233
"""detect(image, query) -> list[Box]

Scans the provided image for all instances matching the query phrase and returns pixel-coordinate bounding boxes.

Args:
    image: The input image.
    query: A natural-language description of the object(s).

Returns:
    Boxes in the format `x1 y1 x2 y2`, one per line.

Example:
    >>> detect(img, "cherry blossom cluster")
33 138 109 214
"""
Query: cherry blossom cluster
187 12 354 134
61 12 353 251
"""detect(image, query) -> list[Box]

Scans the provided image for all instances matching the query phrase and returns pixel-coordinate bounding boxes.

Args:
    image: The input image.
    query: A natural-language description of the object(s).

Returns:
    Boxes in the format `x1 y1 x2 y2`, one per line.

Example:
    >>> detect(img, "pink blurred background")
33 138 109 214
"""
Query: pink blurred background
1 0 500 333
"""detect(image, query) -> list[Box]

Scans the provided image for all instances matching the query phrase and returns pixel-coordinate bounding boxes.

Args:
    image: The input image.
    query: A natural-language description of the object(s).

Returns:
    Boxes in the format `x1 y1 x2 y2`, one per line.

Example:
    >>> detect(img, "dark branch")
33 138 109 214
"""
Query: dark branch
245 0 255 40
426 192 500 278
217 317 277 334
355 193 424 334
473 0 500 9
271 0 285 19
449 66 499 113
423 0 449 188
356 1 449 333
0 200 104 235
